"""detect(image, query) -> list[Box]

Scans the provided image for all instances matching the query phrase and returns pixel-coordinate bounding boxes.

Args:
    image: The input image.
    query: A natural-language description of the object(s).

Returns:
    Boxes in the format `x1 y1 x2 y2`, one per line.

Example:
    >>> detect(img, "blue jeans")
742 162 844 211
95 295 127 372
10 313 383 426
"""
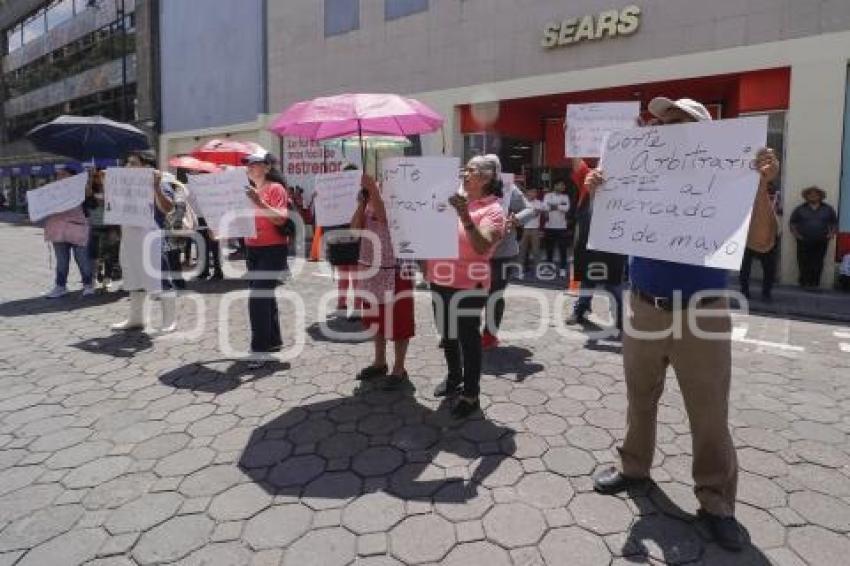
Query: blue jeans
573 282 623 330
54 242 93 287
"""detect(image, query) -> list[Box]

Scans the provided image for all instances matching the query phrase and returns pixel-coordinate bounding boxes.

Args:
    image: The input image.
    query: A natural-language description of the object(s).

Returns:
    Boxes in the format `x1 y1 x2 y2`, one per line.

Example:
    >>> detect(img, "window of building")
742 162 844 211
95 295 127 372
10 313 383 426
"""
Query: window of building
324 0 359 36
21 12 46 45
47 0 75 30
385 0 428 21
6 24 23 53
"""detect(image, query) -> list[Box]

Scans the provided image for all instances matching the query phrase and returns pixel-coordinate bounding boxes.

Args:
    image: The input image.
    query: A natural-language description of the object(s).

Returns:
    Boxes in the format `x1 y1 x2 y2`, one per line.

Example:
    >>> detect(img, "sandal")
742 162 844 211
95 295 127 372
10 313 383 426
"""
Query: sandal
356 364 388 381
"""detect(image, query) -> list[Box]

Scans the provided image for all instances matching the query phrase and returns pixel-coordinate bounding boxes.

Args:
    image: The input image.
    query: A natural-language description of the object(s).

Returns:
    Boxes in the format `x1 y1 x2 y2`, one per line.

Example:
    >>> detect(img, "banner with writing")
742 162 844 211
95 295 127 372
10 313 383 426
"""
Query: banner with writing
188 169 256 239
565 102 641 158
27 172 88 222
313 170 362 227
282 137 361 203
587 116 768 270
381 157 461 259
104 168 155 228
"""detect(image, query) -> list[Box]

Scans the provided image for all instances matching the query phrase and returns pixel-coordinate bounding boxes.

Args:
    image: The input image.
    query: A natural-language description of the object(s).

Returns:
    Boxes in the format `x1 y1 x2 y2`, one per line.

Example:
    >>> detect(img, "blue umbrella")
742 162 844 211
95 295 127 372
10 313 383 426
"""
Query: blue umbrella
26 115 150 162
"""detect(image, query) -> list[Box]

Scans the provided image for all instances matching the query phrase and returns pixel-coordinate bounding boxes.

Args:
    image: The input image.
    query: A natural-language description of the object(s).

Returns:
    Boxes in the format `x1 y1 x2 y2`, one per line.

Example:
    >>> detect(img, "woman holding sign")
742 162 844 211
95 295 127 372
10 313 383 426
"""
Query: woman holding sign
111 150 178 333
242 150 290 368
350 174 415 389
427 155 506 419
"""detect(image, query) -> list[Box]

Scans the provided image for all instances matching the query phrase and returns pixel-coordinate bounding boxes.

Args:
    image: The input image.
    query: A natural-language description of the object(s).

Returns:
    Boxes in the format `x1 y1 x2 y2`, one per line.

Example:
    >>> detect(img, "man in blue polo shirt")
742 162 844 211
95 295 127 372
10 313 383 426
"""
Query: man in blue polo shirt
586 97 780 552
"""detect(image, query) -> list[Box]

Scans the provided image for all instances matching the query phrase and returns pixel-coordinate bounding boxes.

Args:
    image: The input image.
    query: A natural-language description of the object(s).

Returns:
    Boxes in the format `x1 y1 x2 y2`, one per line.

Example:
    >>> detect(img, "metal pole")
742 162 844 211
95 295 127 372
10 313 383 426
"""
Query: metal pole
118 0 127 121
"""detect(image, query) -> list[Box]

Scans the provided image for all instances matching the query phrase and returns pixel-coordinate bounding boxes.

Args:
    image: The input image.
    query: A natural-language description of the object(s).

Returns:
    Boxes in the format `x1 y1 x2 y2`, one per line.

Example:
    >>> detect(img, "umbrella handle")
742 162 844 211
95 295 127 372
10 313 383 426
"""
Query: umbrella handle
441 126 446 155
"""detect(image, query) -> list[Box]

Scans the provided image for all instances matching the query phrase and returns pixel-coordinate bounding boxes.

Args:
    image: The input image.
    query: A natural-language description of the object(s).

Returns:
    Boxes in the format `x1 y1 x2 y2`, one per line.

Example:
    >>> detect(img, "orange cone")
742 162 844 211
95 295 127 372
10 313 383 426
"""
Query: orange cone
309 225 323 262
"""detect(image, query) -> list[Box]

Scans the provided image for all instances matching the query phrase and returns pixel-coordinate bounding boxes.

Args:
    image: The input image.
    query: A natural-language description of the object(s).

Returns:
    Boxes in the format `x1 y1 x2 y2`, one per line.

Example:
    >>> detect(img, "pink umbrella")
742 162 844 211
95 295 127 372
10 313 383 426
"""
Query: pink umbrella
269 93 444 162
168 155 221 173
190 139 265 166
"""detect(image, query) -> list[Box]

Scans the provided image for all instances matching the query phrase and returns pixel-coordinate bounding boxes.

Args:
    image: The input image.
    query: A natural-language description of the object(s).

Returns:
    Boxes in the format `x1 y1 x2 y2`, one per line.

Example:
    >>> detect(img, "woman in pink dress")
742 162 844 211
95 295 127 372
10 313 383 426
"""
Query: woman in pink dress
351 174 415 390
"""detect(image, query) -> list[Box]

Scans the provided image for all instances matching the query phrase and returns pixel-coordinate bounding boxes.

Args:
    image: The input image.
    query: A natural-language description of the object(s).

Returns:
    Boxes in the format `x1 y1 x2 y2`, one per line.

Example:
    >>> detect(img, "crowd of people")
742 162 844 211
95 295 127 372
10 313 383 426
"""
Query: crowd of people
29 93 846 552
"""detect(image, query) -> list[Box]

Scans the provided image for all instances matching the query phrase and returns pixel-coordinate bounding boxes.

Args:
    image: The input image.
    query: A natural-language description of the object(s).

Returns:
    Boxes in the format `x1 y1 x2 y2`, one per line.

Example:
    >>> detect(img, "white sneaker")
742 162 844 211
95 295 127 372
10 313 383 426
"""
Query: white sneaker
82 285 96 297
45 286 67 299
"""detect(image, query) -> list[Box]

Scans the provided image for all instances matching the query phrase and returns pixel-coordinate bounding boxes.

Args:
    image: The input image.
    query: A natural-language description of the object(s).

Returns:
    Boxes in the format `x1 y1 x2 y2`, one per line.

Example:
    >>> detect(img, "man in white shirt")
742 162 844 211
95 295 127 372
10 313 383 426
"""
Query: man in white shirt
543 180 571 276
518 187 545 271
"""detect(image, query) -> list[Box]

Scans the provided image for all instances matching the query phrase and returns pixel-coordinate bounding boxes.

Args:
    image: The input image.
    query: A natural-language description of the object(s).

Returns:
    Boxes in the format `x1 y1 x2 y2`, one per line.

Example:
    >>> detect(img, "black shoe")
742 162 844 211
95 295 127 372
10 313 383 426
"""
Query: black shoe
698 509 744 552
356 364 388 381
451 398 480 419
761 292 773 303
210 271 224 281
592 467 647 494
196 272 210 281
382 371 413 391
566 312 588 326
437 337 446 349
433 378 462 398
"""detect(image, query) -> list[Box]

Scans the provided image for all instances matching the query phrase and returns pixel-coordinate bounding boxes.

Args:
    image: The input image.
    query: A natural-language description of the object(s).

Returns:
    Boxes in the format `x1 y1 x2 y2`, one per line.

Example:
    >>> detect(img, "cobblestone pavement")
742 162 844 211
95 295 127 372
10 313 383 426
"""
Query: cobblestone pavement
1 220 850 566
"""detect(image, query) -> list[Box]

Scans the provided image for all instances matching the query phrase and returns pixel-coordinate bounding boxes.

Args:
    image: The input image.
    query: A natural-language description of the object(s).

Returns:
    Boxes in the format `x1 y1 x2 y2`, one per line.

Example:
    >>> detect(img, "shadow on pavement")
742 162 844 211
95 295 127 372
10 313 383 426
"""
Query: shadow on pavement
238 382 516 505
623 483 770 564
0 290 125 318
72 330 153 358
158 359 289 394
482 346 544 382
305 316 371 344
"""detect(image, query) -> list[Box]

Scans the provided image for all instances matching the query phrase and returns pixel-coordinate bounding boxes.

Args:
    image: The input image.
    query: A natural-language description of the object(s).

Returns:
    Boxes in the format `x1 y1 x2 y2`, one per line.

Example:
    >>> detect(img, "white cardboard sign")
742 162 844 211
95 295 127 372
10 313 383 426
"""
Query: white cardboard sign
381 157 461 259
587 116 768 270
27 172 88 222
313 170 362 227
188 168 257 239
565 102 641 158
104 168 156 228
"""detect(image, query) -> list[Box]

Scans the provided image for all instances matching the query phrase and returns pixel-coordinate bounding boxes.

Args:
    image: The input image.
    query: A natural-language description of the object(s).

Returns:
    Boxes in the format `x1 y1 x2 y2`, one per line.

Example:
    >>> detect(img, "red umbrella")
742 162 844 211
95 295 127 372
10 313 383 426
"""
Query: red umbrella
190 139 265 166
168 155 221 173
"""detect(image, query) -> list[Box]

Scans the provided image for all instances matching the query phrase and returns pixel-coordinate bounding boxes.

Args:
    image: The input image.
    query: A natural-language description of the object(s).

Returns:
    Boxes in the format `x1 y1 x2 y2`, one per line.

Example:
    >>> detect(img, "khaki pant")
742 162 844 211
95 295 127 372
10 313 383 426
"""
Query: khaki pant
619 293 737 517
518 228 542 266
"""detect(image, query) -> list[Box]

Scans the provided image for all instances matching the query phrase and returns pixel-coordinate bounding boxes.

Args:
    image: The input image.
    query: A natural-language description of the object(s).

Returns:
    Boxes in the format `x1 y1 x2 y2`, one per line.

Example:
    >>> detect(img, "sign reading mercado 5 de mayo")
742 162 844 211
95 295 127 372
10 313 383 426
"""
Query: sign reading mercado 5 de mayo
542 5 641 49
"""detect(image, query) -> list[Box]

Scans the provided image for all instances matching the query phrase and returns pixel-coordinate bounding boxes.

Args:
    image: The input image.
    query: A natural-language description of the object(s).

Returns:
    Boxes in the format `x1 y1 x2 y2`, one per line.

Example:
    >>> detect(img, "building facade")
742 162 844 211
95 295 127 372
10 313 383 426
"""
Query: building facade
0 0 158 211
157 0 270 159
257 0 850 288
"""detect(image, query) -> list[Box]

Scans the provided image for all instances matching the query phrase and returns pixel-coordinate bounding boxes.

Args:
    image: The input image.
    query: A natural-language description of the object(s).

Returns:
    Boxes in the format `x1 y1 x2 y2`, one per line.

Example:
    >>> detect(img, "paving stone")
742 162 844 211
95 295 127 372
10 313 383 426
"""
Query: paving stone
510 546 545 566
789 490 850 531
358 533 388 557
390 424 439 451
318 432 368 459
486 402 528 423
302 471 362 510
62 456 133 489
176 541 254 566
565 426 613 451
0 482 63 523
284 527 356 566
616 514 703 564
15 528 106 566
240 439 293 468
737 447 789 478
208 483 272 521
313 508 342 527
389 463 446 499
788 525 850 565
267 454 326 488
442 541 512 566
131 432 191 460
738 472 788 509
242 504 312 550
569 492 633 535
434 482 493 521
736 503 786 549
516 472 574 509
476 455 524 488
104 492 183 534
343 491 405 534
542 446 596 477
211 521 243 543
96 533 138 557
390 514 456 564
132 514 214 564
352 446 405 476
482 502 546 548
456 520 485 543
0 466 39 496
540 527 612 566
0 504 84 552
154 447 216 477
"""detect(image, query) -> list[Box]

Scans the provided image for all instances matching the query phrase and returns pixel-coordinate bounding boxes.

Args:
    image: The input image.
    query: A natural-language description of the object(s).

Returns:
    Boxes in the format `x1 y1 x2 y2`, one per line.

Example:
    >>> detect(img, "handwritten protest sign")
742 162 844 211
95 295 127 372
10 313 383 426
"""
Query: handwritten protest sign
188 169 256 239
282 137 361 202
381 157 460 259
27 172 88 222
314 170 362 227
565 102 641 158
587 116 768 270
104 168 155 228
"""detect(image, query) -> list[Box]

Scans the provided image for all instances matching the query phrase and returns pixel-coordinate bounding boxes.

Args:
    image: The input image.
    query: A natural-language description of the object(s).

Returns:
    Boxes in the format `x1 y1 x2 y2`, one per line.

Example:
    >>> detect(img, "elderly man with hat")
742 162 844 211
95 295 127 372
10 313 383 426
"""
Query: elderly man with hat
790 185 837 288
583 97 780 552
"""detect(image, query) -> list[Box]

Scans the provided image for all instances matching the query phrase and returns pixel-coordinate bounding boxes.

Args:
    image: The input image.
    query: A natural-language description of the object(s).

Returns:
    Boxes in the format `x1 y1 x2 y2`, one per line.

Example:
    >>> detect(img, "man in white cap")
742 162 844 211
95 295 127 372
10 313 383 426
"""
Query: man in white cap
584 97 780 552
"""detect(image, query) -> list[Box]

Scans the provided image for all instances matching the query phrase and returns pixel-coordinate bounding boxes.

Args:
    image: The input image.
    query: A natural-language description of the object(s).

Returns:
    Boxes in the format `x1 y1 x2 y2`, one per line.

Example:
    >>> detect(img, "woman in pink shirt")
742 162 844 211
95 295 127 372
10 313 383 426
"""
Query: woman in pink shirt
426 155 506 419
242 151 290 368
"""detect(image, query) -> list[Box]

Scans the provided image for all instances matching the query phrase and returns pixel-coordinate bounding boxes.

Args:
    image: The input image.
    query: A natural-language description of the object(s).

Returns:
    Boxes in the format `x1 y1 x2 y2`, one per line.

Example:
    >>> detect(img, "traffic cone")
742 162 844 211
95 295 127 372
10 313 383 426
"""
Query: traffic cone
309 225 322 262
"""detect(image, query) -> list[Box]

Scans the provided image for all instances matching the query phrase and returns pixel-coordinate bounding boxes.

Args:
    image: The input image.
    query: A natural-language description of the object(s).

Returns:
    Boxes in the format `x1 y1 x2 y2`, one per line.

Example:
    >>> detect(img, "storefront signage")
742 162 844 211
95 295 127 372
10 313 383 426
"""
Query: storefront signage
542 5 641 49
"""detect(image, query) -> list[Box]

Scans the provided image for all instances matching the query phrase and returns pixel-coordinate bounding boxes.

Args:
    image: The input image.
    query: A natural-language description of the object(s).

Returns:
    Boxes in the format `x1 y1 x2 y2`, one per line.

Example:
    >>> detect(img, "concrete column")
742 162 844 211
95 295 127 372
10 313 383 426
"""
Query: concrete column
781 59 848 288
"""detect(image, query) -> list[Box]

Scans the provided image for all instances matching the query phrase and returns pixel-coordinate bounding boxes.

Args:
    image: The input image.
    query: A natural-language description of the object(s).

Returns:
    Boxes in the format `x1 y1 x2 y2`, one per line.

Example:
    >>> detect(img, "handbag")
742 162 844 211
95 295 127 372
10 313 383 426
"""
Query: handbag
324 224 360 266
